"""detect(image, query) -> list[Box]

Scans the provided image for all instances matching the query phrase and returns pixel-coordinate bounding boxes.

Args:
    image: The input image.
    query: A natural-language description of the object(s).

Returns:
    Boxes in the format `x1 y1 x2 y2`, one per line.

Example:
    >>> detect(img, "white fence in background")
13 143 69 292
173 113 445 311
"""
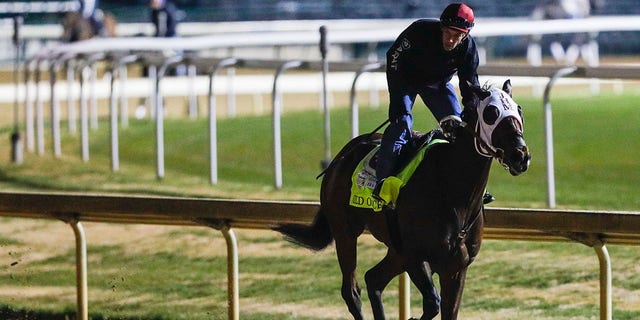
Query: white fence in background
10 52 640 208
3 15 640 64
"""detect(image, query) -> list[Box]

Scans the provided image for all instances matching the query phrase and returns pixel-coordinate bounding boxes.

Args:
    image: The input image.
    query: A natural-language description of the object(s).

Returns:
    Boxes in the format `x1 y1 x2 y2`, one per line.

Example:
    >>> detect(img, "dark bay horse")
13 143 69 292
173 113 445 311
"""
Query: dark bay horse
274 80 530 320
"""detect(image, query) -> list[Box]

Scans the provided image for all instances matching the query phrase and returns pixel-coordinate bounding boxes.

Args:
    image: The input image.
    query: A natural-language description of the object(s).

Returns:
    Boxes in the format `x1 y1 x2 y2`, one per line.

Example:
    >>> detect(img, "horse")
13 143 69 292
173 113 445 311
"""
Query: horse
274 80 531 320
61 10 117 43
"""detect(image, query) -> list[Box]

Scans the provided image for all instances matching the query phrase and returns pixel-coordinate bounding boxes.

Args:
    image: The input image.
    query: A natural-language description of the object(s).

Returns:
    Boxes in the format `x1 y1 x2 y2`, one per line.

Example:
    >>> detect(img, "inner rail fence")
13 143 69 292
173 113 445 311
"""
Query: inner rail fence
0 191 639 320
12 51 640 208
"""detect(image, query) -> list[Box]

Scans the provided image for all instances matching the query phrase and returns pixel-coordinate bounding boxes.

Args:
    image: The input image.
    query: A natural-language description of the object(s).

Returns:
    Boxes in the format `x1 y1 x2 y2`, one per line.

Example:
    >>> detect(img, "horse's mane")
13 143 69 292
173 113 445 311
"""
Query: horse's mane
461 81 491 123
480 81 495 91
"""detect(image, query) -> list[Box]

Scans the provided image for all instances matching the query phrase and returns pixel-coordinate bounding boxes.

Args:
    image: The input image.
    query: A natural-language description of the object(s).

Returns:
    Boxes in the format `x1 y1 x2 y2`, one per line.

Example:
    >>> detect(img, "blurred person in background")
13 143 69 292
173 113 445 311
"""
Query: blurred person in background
62 0 116 42
150 0 179 38
530 0 605 65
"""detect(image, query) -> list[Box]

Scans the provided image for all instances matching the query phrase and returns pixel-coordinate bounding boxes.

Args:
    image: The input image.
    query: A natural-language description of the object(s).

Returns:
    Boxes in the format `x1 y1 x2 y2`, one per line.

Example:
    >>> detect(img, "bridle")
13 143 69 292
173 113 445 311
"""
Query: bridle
461 88 525 171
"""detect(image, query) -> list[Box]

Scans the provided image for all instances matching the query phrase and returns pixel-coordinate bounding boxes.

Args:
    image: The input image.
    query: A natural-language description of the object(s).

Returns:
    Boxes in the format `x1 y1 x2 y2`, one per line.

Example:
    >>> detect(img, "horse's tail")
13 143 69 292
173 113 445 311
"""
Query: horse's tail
272 209 333 251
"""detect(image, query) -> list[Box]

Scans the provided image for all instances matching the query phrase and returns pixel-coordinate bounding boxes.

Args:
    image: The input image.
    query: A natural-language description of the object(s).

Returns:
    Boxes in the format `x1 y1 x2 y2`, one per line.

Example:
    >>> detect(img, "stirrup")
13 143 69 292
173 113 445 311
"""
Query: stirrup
372 178 385 201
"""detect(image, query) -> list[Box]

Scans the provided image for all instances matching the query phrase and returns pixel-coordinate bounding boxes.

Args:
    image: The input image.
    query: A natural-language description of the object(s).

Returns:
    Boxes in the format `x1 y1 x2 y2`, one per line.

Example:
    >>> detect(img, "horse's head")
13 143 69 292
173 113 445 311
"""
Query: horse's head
463 80 531 176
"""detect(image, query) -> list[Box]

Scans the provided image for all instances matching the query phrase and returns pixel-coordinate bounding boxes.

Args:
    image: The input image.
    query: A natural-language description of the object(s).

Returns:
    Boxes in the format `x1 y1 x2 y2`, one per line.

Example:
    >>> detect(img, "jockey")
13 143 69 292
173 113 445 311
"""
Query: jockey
150 0 179 38
374 3 494 203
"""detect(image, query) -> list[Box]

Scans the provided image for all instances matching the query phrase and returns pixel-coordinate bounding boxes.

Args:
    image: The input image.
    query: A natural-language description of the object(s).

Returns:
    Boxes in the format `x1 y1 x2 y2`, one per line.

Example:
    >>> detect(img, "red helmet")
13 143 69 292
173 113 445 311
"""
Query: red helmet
440 3 475 33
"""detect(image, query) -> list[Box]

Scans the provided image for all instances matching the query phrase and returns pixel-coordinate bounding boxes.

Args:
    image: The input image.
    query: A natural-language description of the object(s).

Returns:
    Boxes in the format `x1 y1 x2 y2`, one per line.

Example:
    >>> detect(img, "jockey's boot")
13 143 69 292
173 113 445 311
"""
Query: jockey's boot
371 178 386 202
483 191 496 204
439 115 462 141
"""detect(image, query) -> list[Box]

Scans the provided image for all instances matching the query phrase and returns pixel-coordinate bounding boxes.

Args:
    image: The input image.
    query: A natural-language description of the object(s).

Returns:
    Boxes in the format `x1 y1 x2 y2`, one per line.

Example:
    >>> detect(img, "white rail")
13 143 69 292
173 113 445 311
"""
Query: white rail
0 192 638 320
16 56 640 204
6 15 640 44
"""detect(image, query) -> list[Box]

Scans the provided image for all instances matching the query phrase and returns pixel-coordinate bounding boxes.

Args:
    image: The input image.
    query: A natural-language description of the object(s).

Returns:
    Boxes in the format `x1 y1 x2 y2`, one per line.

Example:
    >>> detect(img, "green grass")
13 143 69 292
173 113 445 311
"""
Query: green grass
0 91 639 319
1 225 639 320
1 92 639 210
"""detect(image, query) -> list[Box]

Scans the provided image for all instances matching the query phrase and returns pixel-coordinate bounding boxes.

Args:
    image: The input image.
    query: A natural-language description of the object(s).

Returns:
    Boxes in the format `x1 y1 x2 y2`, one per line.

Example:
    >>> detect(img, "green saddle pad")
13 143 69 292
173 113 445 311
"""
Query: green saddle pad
349 138 448 212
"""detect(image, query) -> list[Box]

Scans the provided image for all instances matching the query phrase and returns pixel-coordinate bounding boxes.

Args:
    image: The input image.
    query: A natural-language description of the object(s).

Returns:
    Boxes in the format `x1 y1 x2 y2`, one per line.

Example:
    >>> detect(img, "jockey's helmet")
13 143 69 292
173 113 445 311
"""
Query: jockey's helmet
440 3 475 33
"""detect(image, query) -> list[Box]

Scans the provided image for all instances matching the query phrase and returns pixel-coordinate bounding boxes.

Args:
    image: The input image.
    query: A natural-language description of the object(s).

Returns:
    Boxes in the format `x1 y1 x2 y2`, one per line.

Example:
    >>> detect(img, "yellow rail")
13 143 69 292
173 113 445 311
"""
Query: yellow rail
1 191 638 319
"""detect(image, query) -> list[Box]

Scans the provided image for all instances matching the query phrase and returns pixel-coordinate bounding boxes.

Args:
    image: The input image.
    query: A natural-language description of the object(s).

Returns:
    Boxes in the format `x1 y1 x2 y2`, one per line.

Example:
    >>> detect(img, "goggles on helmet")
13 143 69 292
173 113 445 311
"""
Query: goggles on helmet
441 16 474 32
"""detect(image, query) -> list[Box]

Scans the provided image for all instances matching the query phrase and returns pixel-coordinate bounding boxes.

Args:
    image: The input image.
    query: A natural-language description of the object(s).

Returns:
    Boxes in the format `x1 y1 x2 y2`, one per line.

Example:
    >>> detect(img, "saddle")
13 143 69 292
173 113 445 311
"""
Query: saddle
367 129 447 177
350 129 448 212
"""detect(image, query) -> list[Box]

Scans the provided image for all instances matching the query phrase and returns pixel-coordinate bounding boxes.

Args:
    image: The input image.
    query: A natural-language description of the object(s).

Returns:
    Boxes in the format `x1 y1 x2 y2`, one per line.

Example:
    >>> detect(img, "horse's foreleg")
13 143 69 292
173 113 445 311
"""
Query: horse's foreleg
335 237 365 320
364 249 404 320
438 268 467 320
405 260 440 320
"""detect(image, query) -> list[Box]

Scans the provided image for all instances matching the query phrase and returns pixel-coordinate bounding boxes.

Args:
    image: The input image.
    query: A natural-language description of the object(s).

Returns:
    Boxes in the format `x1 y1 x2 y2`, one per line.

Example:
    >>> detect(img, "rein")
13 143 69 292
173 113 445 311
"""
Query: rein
453 206 483 245
460 120 503 160
460 117 522 172
316 119 389 179
450 117 511 249
450 142 491 252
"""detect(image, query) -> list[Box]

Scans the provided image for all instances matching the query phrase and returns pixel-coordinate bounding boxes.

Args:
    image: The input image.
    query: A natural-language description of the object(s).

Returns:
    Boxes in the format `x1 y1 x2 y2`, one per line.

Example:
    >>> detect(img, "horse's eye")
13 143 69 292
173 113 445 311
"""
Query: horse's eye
483 105 500 125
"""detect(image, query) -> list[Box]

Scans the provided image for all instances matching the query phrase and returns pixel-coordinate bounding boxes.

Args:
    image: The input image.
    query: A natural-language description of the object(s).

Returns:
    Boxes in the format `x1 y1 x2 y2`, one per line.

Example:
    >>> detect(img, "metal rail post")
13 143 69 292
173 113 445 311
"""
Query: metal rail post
89 62 98 130
196 219 239 320
543 66 577 208
222 226 239 320
35 59 45 155
76 53 106 163
118 62 129 128
115 55 138 128
65 59 77 133
49 59 62 157
568 232 612 320
594 243 612 320
349 62 383 138
107 54 138 172
70 220 89 320
271 60 303 189
398 273 410 320
319 25 331 169
56 213 89 320
11 15 24 164
107 62 119 171
24 58 35 153
148 65 157 119
49 52 77 158
208 58 239 185
79 63 90 162
155 55 184 179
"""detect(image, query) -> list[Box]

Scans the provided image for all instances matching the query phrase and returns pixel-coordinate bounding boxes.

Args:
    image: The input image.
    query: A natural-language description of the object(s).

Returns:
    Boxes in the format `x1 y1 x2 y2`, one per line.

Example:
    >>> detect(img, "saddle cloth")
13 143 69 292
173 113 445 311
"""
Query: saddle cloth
349 133 448 212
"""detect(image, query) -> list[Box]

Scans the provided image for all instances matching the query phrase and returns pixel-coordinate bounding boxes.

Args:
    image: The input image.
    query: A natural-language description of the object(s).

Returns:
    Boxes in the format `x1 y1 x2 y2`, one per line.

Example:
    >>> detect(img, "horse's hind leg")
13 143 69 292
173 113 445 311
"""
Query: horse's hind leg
364 249 404 320
405 260 440 320
335 236 365 320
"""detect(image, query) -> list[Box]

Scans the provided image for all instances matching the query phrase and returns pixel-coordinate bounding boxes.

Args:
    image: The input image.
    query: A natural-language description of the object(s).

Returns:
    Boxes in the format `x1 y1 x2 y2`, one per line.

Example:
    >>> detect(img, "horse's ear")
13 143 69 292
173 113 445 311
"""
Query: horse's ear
502 79 513 97
467 81 491 101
